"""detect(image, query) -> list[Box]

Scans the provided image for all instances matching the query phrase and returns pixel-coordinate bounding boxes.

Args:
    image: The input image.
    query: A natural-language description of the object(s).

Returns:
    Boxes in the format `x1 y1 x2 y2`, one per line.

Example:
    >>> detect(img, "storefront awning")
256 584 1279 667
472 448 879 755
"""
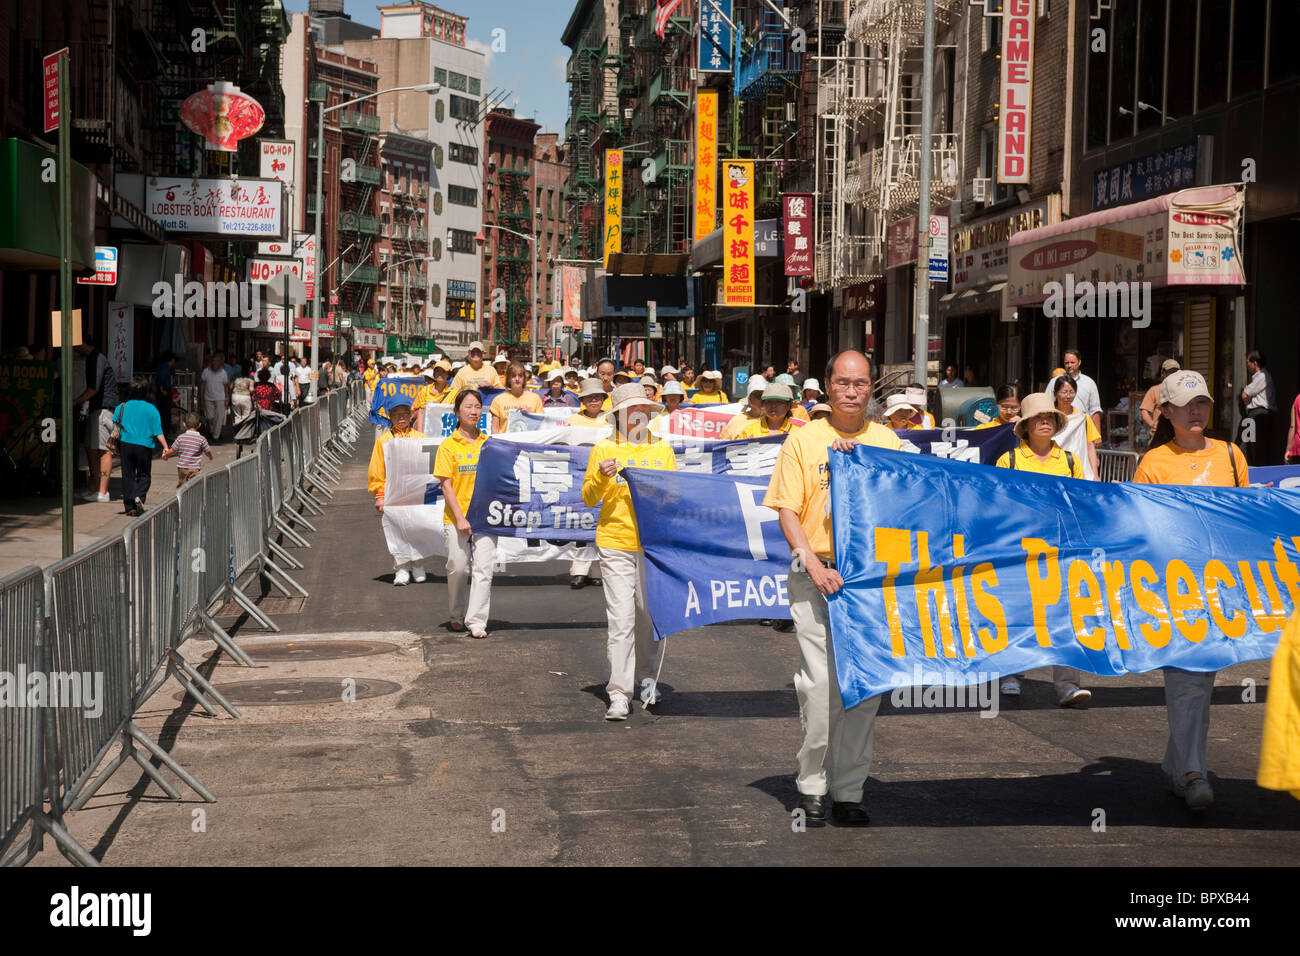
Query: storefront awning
0 138 95 269
1007 185 1245 306
691 218 782 269
940 281 1006 317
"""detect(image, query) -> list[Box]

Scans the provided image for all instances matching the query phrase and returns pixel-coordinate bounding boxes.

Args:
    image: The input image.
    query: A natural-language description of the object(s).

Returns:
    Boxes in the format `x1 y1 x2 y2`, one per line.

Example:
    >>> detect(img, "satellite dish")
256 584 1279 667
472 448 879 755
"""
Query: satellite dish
263 272 309 306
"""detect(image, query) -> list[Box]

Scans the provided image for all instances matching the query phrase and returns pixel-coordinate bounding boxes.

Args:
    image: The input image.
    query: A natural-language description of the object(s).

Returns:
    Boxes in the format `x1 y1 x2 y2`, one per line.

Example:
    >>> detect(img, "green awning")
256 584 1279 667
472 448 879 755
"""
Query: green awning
0 138 95 269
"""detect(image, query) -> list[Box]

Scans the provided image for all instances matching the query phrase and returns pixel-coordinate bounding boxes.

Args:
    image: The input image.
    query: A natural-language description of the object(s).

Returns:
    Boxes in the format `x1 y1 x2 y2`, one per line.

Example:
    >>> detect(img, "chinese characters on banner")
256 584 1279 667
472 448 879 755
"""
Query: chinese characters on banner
561 266 583 330
722 160 755 305
782 193 813 277
695 90 718 242
698 0 732 73
997 0 1034 184
106 302 133 381
604 149 623 269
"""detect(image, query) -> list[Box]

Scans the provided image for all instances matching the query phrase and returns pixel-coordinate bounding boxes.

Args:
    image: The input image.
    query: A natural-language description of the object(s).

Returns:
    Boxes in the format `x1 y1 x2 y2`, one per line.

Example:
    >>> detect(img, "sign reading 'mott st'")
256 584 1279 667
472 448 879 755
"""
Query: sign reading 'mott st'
998 0 1034 184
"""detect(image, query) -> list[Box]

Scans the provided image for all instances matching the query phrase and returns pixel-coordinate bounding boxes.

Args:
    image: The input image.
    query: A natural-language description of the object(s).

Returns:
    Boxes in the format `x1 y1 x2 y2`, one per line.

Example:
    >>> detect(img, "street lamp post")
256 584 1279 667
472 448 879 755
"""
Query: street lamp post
312 81 440 400
476 223 538 364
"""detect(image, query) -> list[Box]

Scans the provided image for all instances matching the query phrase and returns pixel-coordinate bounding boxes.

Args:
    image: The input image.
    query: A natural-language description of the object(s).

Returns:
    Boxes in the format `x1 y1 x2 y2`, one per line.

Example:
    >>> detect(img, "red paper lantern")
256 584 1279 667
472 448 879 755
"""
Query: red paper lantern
180 82 265 152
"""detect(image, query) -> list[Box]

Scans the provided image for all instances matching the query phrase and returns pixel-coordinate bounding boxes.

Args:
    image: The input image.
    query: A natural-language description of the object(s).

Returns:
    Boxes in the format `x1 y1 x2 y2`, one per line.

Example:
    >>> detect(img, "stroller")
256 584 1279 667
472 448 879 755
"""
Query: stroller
234 405 284 458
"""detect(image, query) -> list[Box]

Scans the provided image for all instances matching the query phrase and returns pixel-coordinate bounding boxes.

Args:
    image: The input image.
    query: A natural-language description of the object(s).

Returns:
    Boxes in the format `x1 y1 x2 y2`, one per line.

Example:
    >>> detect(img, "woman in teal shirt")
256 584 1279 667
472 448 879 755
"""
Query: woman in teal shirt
113 377 171 516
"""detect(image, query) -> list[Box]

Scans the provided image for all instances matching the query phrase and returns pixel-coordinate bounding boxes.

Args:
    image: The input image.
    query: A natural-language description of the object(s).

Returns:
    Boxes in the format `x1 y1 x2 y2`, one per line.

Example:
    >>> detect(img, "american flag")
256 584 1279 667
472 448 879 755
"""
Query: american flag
654 0 683 39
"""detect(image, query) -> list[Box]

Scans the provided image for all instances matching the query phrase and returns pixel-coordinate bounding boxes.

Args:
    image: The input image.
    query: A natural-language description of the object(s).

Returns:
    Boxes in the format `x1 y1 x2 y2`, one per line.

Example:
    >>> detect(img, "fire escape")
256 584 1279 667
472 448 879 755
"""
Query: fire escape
814 0 961 289
386 169 430 341
564 13 613 262
492 157 532 345
735 7 805 220
336 107 382 329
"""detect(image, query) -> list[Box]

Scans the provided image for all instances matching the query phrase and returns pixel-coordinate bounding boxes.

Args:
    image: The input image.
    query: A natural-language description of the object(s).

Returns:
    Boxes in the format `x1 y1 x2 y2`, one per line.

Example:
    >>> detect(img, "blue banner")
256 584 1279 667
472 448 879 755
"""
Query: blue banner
467 439 598 541
699 0 733 73
894 423 1017 465
670 434 787 475
369 377 424 424
626 468 791 638
1251 465 1300 490
417 386 505 436
826 446 1300 709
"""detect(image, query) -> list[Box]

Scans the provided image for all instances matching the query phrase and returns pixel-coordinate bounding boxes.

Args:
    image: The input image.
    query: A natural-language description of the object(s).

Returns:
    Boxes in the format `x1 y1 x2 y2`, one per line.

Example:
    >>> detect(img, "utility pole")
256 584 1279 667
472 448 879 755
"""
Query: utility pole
57 51 73 557
913 0 936 388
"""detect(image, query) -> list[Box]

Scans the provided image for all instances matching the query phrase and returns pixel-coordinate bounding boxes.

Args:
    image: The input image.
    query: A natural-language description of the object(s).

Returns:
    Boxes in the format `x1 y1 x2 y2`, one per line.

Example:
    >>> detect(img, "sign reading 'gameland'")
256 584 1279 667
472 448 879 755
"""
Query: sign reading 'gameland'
722 160 755 305
998 0 1034 184
826 446 1300 709
604 149 623 269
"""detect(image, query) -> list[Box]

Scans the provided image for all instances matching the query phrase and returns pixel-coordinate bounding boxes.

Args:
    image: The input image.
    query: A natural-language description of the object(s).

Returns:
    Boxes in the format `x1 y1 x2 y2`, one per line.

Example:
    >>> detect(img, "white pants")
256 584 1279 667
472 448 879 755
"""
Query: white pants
1162 668 1217 779
569 557 599 577
1006 666 1081 697
444 526 496 632
789 566 881 803
204 399 226 438
598 546 657 698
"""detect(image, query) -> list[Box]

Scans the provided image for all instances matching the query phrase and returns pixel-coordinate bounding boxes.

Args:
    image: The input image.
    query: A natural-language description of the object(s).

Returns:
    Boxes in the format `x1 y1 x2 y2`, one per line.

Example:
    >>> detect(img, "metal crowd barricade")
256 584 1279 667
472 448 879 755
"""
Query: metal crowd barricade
1097 449 1140 482
266 425 315 548
46 536 214 812
0 566 95 867
258 431 304 572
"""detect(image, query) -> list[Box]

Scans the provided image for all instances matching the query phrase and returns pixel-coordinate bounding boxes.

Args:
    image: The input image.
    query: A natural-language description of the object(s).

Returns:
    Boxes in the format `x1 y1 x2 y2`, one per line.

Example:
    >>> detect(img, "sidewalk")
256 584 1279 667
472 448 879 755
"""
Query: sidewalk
0 436 249 578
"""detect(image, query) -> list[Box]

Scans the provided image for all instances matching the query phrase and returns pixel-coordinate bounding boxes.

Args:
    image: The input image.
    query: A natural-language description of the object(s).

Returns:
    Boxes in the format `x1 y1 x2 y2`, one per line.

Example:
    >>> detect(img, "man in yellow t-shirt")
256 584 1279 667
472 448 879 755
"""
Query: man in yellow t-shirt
451 341 499 392
367 402 427 586
581 383 677 720
763 350 902 828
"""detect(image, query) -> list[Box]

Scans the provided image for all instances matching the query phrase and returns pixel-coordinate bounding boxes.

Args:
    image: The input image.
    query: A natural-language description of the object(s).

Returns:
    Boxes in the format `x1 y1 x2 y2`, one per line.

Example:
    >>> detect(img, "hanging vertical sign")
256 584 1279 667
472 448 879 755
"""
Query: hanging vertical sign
106 303 133 381
295 232 317 301
43 49 68 133
695 89 719 243
722 160 755 306
603 149 623 269
998 0 1034 184
698 0 733 73
782 193 813 277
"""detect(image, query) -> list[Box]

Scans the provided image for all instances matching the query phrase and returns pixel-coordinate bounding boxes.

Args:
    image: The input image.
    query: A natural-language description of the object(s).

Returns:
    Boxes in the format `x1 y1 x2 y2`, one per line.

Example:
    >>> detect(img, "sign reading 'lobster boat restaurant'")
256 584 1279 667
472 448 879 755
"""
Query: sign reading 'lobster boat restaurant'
998 0 1034 184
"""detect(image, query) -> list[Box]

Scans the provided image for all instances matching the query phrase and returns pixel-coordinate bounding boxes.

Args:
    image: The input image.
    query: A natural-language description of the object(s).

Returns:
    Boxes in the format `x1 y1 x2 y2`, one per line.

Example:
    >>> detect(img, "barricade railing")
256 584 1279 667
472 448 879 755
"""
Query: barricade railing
0 566 95 866
1097 448 1140 482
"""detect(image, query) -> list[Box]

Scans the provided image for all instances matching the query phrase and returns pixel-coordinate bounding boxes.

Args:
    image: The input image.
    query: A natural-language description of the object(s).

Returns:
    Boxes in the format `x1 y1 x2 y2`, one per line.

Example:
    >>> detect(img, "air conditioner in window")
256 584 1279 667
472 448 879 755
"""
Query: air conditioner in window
971 177 990 202
624 107 633 120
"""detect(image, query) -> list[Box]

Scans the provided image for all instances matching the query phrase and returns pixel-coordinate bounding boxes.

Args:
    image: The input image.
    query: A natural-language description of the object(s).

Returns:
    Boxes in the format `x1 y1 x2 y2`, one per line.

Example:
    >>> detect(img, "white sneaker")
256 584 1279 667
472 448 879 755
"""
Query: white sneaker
1058 686 1092 707
639 677 662 707
605 692 630 721
393 568 411 586
411 564 427 583
95 492 111 503
1000 677 1021 696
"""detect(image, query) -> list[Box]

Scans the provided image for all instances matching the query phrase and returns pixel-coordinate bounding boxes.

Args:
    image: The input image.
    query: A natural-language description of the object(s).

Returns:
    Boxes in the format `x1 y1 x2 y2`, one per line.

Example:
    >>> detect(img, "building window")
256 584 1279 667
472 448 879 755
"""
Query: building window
448 298 477 322
449 142 479 164
983 0 1003 53
434 68 447 86
979 127 1016 202
449 184 478 207
469 77 481 96
1198 0 1231 110
450 94 477 120
449 229 477 253
448 71 468 92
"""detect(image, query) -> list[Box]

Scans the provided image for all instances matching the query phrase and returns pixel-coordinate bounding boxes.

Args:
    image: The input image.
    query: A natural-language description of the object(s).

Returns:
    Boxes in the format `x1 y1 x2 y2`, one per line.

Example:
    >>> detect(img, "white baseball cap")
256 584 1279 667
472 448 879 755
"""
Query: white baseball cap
1159 369 1213 406
747 377 768 395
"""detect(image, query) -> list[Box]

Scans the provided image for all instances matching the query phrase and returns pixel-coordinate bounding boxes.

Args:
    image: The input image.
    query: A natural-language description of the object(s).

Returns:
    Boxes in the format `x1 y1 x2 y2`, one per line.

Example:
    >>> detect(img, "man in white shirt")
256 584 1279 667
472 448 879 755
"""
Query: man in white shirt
1239 350 1276 466
939 364 964 388
295 356 315 404
200 352 231 442
1045 348 1101 432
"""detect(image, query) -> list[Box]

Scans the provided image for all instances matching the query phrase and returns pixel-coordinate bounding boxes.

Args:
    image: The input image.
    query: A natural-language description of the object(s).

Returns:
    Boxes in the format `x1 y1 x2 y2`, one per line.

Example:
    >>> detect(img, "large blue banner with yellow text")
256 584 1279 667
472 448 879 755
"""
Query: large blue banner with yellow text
827 446 1300 708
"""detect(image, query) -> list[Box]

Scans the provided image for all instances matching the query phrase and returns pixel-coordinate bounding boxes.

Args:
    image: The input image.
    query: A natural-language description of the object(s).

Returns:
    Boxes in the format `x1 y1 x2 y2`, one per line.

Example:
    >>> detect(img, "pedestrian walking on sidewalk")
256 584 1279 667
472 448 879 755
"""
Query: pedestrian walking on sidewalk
581 383 678 721
73 337 120 503
201 352 231 442
434 390 494 636
163 412 213 487
114 377 170 516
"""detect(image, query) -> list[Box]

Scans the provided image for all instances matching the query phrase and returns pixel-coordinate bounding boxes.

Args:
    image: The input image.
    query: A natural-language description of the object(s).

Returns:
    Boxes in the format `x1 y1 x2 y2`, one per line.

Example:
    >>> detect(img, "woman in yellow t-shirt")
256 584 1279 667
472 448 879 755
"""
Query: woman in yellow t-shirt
581 383 678 720
566 378 612 430
489 362 544 433
1134 371 1249 811
975 384 1020 429
738 383 799 438
433 389 495 638
689 370 728 404
994 392 1091 708
1053 376 1100 477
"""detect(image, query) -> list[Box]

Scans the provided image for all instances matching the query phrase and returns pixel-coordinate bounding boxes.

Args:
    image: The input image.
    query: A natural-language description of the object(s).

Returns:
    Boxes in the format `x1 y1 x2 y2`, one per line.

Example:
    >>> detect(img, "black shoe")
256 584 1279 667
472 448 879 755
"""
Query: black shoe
797 793 827 825
831 801 870 827
569 575 586 589
586 576 602 587
773 620 795 632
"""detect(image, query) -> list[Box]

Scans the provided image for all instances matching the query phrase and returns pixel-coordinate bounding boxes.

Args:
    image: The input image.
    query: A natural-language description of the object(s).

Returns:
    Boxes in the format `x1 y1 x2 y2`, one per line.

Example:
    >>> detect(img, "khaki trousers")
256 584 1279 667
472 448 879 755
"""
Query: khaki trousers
597 546 657 698
444 526 496 632
789 567 881 803
1162 668 1217 779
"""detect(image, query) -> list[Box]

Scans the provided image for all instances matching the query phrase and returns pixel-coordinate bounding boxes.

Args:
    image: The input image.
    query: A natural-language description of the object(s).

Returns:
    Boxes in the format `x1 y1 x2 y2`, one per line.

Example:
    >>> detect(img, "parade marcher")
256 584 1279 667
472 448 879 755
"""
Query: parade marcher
649 380 687 438
612 367 635 387
905 384 935 429
491 352 511 388
764 350 902 826
368 401 427 586
581 383 678 719
544 369 580 408
567 377 612 429
113 376 170 517
564 368 581 393
975 384 1021 429
720 378 767 440
451 341 498 392
1046 348 1102 432
1053 375 1100 478
690 370 728 403
738 382 798 438
415 362 456 433
1134 370 1250 810
681 366 696 388
809 402 831 422
1239 350 1276 466
489 362 544 433
434 390 497 637
659 365 679 383
639 374 660 402
993 393 1090 705
799 379 822 411
884 393 925 430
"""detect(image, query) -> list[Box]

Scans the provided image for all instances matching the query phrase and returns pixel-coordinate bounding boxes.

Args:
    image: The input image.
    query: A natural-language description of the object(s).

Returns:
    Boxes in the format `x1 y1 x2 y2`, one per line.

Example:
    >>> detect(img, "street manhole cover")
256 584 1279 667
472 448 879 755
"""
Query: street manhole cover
204 640 400 664
175 678 402 705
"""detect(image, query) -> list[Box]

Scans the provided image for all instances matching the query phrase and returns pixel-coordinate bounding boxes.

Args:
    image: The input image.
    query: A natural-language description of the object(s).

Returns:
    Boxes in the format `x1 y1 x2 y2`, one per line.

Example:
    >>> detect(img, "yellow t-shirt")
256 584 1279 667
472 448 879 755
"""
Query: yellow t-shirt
974 418 1014 430
432 429 488 524
450 364 499 392
719 411 759 441
566 411 610 429
994 441 1085 479
581 436 678 551
689 389 728 404
420 384 456 407
364 368 378 388
367 427 426 500
737 416 797 439
489 390 543 431
1133 439 1249 487
791 404 810 422
762 418 903 561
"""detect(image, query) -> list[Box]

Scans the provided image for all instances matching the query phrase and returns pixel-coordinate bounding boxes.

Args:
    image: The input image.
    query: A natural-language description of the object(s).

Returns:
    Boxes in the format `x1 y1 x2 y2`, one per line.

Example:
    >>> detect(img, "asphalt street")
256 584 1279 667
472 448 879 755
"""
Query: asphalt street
30 446 1300 866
